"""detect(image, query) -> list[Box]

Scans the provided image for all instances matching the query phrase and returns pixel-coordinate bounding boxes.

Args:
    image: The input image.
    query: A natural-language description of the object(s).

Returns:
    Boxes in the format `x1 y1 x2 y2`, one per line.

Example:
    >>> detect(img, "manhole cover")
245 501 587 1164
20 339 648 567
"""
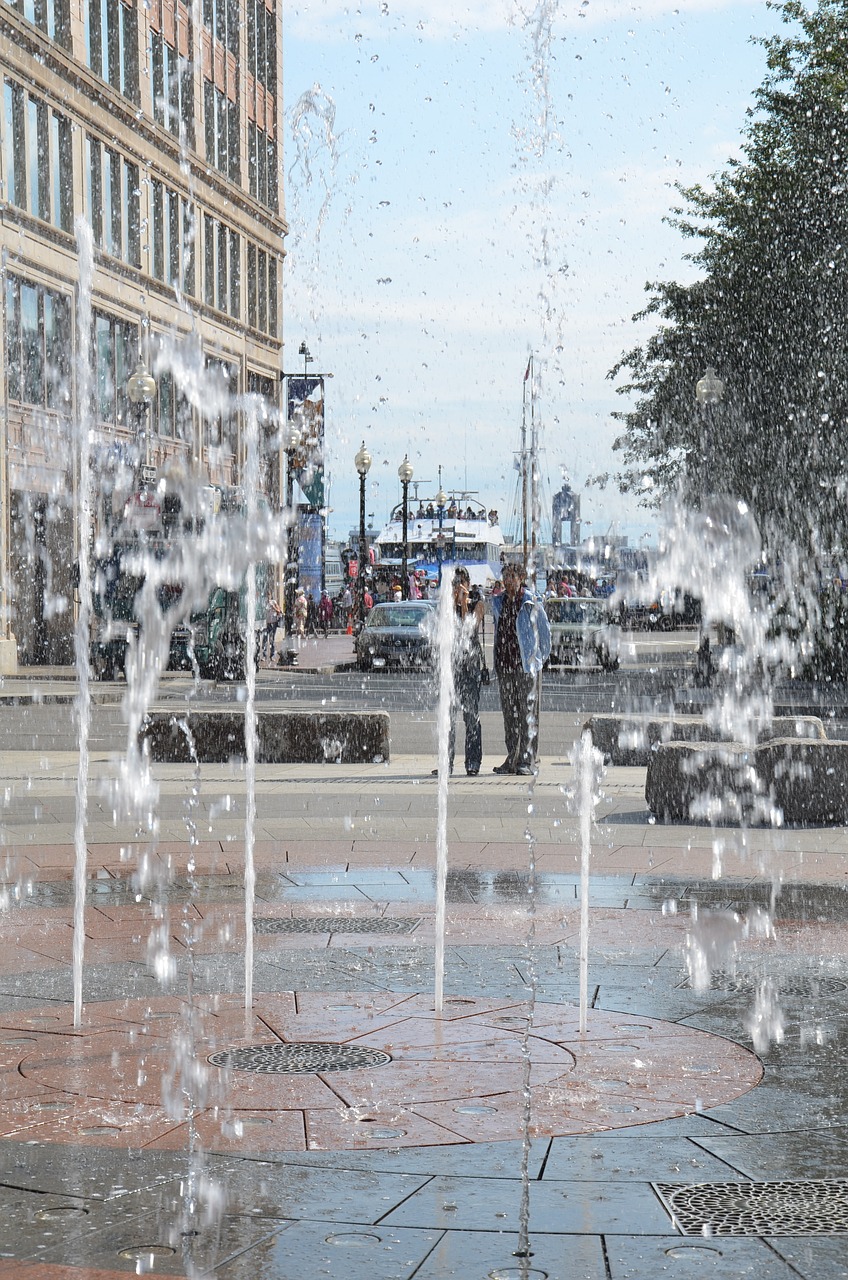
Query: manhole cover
254 917 421 935
208 1042 393 1074
654 1178 848 1235
687 973 847 998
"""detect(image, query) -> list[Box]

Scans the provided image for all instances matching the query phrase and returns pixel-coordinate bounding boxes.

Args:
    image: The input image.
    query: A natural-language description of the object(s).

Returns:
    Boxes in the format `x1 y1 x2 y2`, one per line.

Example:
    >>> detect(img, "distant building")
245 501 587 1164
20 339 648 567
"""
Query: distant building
0 0 285 668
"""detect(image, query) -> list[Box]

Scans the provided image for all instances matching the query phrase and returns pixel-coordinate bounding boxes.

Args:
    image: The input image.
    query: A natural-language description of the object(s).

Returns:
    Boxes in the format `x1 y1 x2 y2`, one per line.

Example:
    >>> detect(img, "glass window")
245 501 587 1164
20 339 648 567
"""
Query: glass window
216 220 227 313
246 241 256 329
9 0 71 46
4 81 24 208
86 136 140 266
125 161 140 268
257 248 267 333
85 0 139 102
203 212 214 307
52 111 72 232
183 201 196 297
5 82 72 230
203 355 237 451
86 134 102 243
152 179 164 279
229 229 239 318
268 256 277 337
150 22 194 143
5 275 71 408
168 188 179 285
92 312 137 427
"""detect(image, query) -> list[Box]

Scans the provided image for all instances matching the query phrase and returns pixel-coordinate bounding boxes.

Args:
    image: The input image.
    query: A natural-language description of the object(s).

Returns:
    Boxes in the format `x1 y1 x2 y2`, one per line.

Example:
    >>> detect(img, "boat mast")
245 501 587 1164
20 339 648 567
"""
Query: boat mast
521 356 531 573
530 357 538 571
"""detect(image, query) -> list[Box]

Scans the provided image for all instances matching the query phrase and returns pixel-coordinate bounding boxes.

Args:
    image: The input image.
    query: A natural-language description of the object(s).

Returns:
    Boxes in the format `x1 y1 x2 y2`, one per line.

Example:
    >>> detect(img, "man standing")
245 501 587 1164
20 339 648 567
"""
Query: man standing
491 564 551 775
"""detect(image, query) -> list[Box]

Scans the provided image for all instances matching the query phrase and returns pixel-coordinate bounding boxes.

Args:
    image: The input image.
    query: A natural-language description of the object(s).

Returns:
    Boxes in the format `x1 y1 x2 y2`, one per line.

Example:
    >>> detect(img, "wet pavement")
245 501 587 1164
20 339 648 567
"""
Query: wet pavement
1 747 848 1277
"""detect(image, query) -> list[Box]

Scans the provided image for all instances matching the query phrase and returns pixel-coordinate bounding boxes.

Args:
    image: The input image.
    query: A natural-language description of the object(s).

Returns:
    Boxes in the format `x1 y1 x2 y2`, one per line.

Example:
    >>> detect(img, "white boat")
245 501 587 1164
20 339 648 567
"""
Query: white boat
374 491 505 590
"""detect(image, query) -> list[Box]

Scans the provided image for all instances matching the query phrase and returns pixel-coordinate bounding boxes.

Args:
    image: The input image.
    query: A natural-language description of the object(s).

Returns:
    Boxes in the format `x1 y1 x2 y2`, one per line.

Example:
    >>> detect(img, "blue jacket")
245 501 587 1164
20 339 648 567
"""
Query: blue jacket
491 587 551 676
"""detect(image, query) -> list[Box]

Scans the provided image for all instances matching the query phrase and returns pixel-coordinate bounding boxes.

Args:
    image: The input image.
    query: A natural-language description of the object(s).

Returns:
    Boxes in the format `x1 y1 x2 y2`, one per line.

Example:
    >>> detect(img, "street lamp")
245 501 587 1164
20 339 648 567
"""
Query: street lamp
435 468 447 586
694 366 725 687
695 364 725 499
355 441 372 629
127 356 157 480
283 416 302 637
398 455 414 598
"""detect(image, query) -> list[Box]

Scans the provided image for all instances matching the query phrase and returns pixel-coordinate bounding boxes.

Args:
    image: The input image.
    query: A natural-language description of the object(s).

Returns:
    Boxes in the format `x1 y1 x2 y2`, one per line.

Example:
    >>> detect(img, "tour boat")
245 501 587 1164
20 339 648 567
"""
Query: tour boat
373 490 506 590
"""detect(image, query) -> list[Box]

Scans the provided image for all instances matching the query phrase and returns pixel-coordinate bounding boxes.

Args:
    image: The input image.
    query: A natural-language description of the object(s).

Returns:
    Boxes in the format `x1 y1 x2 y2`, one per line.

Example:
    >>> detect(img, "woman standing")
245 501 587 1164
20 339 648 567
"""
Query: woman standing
435 568 485 776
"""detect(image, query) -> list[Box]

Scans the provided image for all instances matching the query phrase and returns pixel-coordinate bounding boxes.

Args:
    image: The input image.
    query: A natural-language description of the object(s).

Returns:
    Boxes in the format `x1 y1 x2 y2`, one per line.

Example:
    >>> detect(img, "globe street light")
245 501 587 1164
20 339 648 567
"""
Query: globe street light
355 441 372 629
398 454 414 598
127 356 157 478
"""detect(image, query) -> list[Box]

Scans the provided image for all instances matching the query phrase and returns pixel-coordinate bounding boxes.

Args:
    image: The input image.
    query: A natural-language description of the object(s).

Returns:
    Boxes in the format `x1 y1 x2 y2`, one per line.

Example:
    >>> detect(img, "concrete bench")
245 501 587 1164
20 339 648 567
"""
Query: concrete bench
587 713 826 767
646 737 848 825
140 710 390 765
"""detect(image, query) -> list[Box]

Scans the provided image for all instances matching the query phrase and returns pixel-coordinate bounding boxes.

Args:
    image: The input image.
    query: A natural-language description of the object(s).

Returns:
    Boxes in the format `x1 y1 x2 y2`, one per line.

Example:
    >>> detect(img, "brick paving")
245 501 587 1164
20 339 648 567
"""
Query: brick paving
1 741 848 1277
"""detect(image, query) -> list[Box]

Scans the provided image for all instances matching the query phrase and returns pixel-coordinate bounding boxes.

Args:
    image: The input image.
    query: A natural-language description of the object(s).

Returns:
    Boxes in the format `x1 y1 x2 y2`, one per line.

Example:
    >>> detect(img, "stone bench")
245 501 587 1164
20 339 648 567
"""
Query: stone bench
587 713 826 767
140 710 390 765
646 738 848 825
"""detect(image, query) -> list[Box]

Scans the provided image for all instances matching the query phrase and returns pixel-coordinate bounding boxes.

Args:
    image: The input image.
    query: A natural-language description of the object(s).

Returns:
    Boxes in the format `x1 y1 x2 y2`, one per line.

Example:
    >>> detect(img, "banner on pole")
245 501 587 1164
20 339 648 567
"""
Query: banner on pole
286 376 325 509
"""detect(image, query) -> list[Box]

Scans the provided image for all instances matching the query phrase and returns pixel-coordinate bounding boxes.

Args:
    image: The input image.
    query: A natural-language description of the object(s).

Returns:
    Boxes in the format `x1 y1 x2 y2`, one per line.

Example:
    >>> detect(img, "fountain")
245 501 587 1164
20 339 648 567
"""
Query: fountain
6 3 848 1277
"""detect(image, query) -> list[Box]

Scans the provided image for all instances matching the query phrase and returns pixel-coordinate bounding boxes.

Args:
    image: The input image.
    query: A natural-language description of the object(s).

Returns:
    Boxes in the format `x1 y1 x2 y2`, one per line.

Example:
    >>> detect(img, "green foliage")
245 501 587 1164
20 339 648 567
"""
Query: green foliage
610 0 848 563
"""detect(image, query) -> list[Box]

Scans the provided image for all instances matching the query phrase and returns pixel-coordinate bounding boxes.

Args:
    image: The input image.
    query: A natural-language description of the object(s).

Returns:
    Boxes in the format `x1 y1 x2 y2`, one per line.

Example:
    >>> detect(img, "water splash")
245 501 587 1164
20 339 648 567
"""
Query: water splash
72 218 95 1029
242 397 261 1019
287 86 341 279
433 572 455 1014
571 727 604 1034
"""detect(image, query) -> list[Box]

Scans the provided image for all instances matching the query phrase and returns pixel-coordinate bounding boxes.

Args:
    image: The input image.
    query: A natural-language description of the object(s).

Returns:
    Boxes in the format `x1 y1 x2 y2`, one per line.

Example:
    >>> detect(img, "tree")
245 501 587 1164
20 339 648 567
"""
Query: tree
610 0 848 567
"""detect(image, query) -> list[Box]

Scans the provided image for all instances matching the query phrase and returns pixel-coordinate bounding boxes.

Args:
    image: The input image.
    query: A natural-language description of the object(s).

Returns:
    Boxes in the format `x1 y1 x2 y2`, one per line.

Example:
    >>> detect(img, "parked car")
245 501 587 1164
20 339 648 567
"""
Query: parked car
544 596 619 670
355 600 436 670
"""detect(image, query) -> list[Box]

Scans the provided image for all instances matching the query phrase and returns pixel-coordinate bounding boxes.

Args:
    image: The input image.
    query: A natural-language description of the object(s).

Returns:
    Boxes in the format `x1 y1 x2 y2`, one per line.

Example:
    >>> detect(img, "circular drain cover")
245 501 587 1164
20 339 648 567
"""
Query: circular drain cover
208 1042 392 1074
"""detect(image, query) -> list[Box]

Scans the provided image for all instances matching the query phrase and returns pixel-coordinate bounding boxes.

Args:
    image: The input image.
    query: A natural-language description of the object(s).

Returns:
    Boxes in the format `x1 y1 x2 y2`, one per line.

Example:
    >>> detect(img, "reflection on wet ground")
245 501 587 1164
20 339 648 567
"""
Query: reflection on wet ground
10 868 848 922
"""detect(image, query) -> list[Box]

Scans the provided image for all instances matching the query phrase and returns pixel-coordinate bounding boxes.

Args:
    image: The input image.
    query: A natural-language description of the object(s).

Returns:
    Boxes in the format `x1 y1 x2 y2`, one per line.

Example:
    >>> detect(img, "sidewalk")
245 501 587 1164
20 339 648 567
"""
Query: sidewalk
0 747 847 1275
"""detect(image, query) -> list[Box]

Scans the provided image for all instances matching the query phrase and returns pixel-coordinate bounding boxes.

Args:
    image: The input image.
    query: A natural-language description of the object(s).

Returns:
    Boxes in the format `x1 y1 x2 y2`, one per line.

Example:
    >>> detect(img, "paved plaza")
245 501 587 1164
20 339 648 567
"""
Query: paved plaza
1 659 848 1278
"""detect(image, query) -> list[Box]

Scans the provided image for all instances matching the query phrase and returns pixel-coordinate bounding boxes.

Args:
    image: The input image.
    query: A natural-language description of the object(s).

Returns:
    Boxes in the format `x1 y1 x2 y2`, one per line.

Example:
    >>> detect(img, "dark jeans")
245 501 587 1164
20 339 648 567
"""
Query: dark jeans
449 665 482 773
496 667 537 769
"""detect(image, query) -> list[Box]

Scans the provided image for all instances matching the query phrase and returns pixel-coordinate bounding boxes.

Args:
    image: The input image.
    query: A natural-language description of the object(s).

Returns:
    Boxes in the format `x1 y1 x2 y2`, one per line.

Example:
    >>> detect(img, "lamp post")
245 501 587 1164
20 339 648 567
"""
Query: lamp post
127 356 157 484
355 441 372 630
398 454 414 599
280 339 334 612
694 365 725 686
283 416 302 637
435 468 447 586
695 365 725 501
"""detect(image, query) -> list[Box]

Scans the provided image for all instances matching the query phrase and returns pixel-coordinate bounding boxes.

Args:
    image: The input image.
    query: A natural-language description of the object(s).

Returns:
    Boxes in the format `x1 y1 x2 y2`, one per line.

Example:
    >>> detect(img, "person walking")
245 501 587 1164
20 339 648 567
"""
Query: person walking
491 563 551 775
294 588 307 638
318 590 333 636
433 568 485 777
263 596 281 662
306 590 318 637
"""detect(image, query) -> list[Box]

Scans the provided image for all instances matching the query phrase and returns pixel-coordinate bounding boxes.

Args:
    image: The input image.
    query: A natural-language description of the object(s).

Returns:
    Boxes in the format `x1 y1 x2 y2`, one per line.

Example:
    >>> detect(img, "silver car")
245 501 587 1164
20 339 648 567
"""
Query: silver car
544 596 619 671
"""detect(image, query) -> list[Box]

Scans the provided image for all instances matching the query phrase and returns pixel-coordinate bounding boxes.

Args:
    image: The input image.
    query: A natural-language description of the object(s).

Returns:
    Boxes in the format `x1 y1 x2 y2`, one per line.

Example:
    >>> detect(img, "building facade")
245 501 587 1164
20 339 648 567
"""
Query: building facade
0 0 285 668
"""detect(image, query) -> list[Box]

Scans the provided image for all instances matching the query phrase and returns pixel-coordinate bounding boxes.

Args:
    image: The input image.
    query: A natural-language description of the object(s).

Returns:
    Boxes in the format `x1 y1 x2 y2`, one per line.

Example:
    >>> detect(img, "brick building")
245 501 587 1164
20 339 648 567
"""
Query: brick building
0 0 285 669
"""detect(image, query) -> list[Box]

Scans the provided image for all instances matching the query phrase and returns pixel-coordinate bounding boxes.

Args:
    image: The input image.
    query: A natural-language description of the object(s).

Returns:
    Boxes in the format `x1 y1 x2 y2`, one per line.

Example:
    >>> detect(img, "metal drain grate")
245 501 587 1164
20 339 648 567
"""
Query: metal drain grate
688 972 847 998
208 1042 393 1074
254 916 421 935
654 1179 848 1236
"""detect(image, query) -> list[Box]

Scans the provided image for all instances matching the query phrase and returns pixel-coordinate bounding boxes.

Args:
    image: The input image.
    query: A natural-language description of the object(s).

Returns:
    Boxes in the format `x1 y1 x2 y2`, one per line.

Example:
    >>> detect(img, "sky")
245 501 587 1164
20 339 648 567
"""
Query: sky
281 0 787 549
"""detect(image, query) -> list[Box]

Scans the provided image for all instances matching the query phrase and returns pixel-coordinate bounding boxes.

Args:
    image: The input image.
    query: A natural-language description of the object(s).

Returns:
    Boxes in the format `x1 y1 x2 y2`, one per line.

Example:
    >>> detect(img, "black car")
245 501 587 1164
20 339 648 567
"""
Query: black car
355 600 437 670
